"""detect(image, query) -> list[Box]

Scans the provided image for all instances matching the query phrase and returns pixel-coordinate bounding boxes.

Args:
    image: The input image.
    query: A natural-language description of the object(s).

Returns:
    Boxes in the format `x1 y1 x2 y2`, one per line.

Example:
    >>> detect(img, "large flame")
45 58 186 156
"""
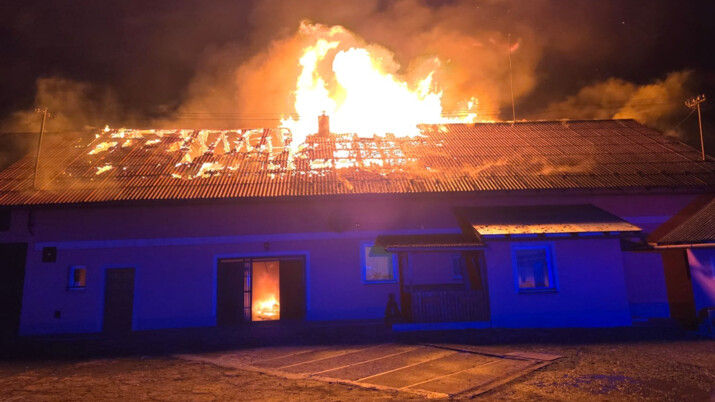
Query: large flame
253 296 280 321
281 22 478 143
252 261 280 321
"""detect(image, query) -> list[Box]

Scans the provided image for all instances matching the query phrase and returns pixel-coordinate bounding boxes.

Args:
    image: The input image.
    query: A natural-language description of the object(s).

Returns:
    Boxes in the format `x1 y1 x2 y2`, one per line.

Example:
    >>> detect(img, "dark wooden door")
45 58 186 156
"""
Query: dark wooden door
279 259 306 320
103 268 135 333
662 250 697 328
0 243 27 337
217 259 245 326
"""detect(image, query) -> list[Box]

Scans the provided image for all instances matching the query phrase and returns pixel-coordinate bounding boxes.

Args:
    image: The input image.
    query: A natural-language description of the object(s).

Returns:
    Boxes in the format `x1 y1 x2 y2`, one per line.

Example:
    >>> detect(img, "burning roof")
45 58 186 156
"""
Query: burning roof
0 119 713 206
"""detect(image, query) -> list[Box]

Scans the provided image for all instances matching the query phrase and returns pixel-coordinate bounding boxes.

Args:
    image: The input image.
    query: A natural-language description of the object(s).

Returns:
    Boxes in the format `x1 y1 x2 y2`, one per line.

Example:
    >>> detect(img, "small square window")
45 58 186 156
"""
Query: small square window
68 265 86 289
362 243 396 283
512 245 556 292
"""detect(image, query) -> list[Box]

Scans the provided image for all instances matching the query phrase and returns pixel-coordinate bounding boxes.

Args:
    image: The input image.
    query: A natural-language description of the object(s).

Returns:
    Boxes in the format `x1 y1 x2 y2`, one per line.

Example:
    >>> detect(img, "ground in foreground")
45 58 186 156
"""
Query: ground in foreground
0 327 713 401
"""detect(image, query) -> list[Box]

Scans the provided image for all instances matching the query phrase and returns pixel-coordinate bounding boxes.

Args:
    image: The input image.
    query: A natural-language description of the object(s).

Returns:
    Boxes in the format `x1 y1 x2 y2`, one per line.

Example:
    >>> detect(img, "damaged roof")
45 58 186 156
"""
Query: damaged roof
0 119 714 206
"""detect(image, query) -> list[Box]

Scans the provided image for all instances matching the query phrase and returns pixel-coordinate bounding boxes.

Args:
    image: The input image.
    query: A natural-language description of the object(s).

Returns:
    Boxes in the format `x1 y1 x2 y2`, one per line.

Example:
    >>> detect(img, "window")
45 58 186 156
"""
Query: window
452 255 464 280
512 245 556 292
68 265 87 289
362 243 396 283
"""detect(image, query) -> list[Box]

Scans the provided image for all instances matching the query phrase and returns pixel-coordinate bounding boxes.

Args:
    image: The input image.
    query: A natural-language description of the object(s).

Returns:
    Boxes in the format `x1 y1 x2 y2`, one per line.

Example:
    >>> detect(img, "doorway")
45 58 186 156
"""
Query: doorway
216 257 305 325
400 251 490 323
103 268 135 333
0 243 27 337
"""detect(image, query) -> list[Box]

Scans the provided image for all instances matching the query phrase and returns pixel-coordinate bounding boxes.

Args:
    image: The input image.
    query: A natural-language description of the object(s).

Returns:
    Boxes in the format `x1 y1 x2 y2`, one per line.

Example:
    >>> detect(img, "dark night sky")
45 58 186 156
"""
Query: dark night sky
1 0 714 159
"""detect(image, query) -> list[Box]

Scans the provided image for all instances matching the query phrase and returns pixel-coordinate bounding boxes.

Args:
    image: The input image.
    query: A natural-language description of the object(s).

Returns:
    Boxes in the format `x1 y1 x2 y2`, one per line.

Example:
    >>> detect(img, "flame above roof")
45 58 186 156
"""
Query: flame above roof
0 120 713 206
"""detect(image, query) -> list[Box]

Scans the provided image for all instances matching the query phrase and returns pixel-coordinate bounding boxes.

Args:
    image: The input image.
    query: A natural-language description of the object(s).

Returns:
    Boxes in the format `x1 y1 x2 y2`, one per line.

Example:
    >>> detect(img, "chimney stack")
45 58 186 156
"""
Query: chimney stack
318 112 330 137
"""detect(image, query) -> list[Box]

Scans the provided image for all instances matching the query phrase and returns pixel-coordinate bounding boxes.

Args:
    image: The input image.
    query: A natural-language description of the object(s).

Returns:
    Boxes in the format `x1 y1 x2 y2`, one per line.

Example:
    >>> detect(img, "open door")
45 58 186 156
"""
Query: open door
217 259 246 326
217 257 306 324
279 258 306 320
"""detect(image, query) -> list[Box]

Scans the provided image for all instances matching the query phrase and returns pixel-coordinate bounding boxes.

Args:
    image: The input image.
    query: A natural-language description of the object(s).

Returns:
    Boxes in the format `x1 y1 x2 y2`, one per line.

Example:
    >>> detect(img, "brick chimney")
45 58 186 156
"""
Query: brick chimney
318 112 330 137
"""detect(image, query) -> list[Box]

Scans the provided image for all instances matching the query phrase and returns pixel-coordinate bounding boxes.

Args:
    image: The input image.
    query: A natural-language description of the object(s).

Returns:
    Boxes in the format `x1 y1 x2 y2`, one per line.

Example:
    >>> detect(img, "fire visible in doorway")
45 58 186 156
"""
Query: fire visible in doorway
252 261 280 321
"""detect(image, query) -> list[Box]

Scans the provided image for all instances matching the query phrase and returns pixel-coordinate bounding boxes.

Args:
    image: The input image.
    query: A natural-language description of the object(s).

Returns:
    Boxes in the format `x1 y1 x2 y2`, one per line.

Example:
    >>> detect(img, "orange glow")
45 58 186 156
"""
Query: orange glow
252 261 280 321
281 22 479 144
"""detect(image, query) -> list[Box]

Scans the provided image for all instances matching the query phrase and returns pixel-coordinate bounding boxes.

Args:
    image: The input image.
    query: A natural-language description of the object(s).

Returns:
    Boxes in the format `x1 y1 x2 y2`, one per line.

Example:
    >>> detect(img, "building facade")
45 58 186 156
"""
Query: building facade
0 120 713 335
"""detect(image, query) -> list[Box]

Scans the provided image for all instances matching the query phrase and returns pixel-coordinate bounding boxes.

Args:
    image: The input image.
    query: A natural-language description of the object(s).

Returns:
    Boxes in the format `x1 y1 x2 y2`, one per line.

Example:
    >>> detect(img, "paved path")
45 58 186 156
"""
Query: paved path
179 343 559 398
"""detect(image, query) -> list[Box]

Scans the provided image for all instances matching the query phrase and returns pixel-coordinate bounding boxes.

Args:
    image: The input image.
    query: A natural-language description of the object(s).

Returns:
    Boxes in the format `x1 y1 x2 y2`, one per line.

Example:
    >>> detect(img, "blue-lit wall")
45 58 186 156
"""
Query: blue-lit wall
485 238 632 328
687 248 715 320
0 192 699 335
622 251 670 319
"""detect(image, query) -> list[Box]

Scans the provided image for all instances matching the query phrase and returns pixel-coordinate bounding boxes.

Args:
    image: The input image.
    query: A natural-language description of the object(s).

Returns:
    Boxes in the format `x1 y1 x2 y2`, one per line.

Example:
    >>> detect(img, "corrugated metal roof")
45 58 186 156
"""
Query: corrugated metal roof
651 196 715 246
458 204 642 235
0 119 714 206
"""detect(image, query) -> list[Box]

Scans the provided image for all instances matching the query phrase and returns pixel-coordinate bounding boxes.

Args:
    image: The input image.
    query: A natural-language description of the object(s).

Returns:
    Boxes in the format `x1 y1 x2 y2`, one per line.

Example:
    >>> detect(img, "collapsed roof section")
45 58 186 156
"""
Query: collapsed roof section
0 119 713 206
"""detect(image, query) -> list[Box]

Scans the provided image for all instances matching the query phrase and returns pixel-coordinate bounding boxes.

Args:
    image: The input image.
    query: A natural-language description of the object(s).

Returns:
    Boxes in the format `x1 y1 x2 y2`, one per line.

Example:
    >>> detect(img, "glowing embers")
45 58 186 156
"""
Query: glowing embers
251 261 280 321
88 141 118 155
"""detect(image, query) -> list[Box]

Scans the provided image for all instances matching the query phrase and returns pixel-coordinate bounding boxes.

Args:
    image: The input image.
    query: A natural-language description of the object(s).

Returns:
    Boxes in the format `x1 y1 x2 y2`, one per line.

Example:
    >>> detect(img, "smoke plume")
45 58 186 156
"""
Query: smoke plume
0 1 708 141
541 70 694 132
0 77 123 133
159 0 544 128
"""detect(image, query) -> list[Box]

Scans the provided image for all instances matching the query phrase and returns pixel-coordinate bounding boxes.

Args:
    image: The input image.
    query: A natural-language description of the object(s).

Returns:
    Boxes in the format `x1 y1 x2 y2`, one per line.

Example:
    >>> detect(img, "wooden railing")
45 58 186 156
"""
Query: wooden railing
410 285 489 323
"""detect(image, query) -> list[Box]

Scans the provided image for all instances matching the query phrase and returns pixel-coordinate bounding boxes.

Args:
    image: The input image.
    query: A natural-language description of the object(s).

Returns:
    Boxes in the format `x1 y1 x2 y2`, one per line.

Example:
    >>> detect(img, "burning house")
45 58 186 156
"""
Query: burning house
0 118 714 336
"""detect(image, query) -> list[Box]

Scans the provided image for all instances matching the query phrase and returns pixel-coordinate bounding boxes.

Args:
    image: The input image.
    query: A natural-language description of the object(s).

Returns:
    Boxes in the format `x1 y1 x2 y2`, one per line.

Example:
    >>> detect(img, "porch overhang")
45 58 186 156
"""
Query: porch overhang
375 234 485 252
456 204 642 238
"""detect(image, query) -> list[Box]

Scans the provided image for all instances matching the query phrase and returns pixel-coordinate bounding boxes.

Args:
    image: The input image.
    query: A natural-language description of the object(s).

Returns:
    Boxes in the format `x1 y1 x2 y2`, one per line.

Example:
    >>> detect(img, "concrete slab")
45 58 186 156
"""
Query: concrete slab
360 352 494 389
319 346 455 381
252 345 367 369
206 345 327 365
504 351 562 361
178 343 558 398
281 344 416 374
408 358 536 395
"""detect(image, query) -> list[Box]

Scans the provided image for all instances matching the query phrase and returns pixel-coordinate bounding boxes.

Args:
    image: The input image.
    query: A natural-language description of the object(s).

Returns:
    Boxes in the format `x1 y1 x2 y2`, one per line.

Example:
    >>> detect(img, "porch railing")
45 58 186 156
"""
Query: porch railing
410 285 489 323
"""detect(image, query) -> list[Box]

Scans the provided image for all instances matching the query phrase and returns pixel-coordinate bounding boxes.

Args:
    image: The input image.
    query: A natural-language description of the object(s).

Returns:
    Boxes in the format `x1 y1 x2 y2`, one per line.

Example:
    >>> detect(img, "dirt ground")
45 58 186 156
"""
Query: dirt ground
0 325 713 401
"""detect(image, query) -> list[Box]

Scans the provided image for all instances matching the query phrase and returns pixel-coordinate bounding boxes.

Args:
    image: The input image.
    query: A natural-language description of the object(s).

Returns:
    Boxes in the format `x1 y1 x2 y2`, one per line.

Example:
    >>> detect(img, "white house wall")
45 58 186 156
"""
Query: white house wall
0 192 699 335
485 238 632 328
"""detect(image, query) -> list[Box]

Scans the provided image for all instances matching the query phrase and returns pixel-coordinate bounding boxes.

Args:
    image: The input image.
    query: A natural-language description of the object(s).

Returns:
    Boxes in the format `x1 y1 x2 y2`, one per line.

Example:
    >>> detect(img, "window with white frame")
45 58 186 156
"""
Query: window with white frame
362 243 396 283
68 265 87 289
512 245 556 291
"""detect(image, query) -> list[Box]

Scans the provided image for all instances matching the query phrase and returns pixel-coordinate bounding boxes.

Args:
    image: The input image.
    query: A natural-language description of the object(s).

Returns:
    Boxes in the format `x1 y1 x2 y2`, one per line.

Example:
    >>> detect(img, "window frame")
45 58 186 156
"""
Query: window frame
68 265 87 290
360 242 398 284
511 243 558 293
452 254 465 281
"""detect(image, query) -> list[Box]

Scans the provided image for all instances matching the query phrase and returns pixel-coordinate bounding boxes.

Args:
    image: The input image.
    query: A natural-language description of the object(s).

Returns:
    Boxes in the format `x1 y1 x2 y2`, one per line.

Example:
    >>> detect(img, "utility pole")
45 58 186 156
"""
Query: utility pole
33 107 51 189
507 33 516 122
685 94 707 161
